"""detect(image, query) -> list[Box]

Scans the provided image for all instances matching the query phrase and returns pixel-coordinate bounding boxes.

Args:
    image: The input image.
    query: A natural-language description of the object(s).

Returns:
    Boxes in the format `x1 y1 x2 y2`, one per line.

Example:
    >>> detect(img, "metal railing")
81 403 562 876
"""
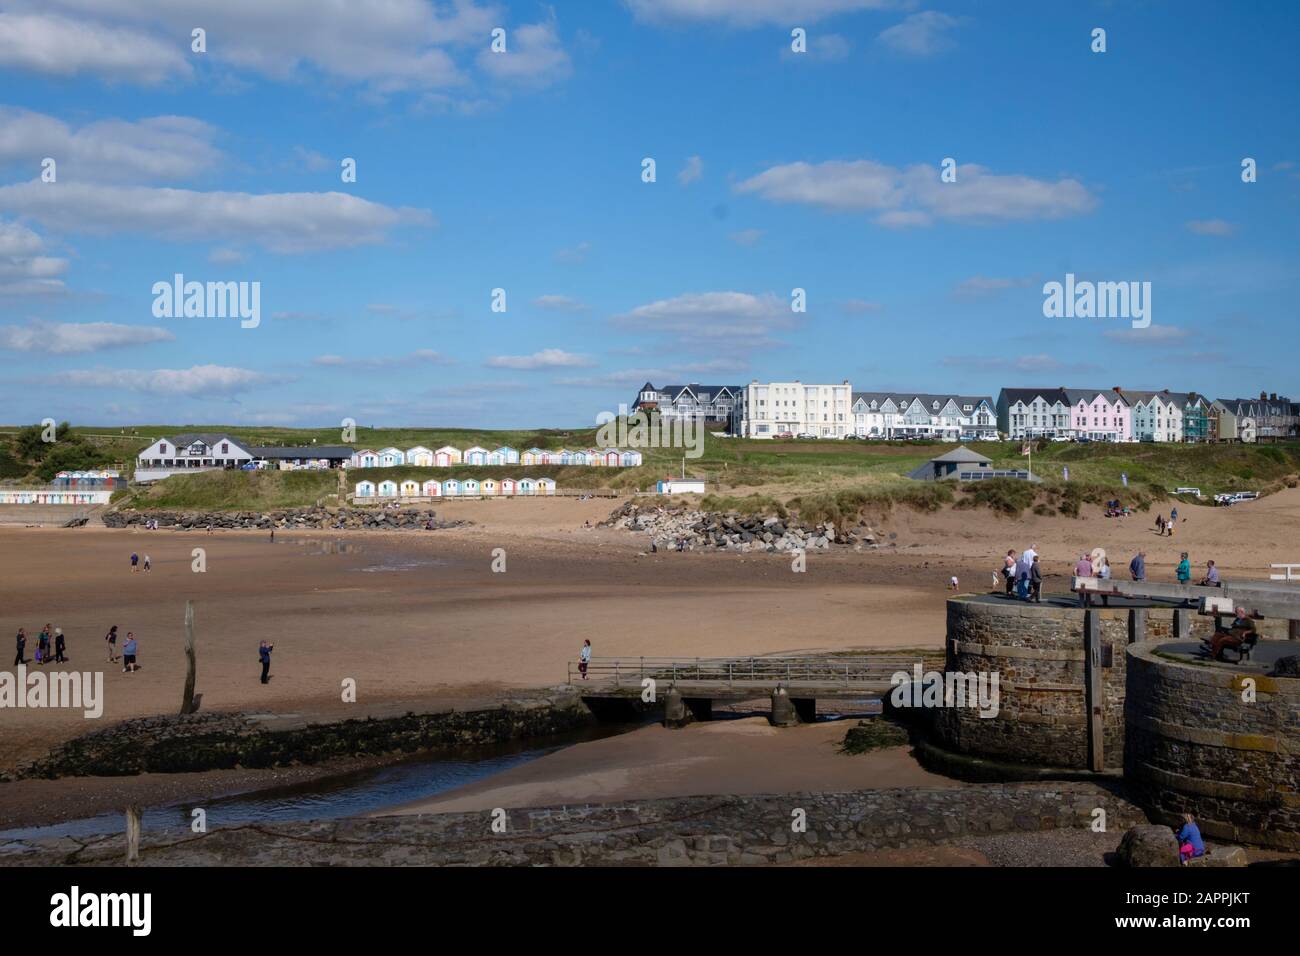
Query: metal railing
568 655 922 688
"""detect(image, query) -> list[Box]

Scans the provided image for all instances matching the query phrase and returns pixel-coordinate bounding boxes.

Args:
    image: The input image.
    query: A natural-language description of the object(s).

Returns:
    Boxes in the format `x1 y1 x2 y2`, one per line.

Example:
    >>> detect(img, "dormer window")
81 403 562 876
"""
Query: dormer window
159 442 167 454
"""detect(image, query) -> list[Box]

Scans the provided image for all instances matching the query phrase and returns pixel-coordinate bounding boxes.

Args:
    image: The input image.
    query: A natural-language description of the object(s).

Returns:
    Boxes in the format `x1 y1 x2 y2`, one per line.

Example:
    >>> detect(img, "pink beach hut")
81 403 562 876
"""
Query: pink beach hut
500 478 517 496
422 479 442 497
604 449 621 467
434 446 461 467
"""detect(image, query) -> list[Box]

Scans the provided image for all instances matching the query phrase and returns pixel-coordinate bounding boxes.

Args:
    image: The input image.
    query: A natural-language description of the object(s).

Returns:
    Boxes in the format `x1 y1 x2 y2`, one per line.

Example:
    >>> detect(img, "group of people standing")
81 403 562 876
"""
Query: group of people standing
1155 506 1180 536
1001 546 1043 602
13 624 66 666
102 625 139 672
999 545 1220 603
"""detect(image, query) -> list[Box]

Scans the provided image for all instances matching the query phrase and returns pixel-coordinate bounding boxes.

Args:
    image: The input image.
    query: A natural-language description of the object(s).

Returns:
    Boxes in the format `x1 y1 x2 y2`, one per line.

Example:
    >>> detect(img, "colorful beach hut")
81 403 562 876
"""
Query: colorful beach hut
603 449 622 467
400 479 420 497
500 478 517 496
378 447 406 468
434 446 462 467
422 479 442 497
354 449 379 469
568 449 588 466
495 446 519 464
378 480 398 497
442 478 460 497
521 448 544 465
481 478 498 496
518 477 537 495
461 478 481 496
407 446 434 467
354 480 375 498
621 450 642 467
537 477 556 496
464 446 489 466
487 449 506 466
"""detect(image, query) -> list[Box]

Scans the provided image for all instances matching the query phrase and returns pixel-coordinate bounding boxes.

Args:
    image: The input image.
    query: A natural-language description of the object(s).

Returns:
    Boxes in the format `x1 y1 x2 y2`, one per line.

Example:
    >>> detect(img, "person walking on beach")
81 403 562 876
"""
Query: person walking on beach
143 554 151 572
1176 552 1192 585
130 551 139 573
1170 506 1179 531
36 624 51 666
14 627 25 666
1155 514 1165 536
1130 551 1146 582
54 627 66 664
1029 555 1042 603
578 639 592 680
105 625 118 663
122 632 138 673
258 640 274 684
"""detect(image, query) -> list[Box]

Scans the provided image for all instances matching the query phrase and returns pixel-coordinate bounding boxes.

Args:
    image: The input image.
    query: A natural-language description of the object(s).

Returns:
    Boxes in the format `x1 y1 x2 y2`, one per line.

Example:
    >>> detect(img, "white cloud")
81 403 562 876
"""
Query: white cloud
877 12 963 56
312 349 452 369
1102 326 1190 345
0 107 221 181
1186 219 1237 236
735 159 1096 225
612 291 797 347
485 348 595 370
627 0 897 27
51 363 278 395
0 11 191 85
0 219 69 294
1 1 569 95
953 275 1034 298
557 358 749 387
678 155 704 185
555 240 591 264
532 294 588 312
475 17 572 87
0 320 174 353
0 181 432 253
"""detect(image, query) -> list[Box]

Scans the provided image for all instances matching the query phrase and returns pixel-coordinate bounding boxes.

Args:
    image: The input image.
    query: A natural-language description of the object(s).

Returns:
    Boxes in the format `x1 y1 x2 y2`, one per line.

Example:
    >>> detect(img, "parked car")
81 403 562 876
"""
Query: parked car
796 432 817 439
776 431 794 439
1214 491 1260 506
1174 486 1202 497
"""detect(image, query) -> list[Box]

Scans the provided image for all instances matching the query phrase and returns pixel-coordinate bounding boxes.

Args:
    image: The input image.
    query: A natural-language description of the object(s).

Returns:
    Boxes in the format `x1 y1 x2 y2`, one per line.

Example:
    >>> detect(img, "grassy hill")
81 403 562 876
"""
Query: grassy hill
8 422 1300 517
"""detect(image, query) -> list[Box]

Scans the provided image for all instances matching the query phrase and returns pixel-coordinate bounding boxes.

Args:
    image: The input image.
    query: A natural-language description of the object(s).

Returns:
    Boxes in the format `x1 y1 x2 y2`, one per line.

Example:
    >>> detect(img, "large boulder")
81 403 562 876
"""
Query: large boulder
1117 825 1180 867
1186 845 1248 867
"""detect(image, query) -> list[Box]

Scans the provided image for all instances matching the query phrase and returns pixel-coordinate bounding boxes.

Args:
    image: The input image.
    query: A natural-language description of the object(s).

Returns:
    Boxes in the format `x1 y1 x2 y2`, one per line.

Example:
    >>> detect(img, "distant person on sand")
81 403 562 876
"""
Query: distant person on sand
122 632 138 673
1200 560 1220 587
1155 514 1165 535
14 627 25 666
1176 552 1192 585
579 639 592 680
143 554 151 572
1130 551 1146 582
948 575 959 591
259 640 274 684
130 552 139 572
1177 813 1205 864
54 627 65 663
105 625 118 663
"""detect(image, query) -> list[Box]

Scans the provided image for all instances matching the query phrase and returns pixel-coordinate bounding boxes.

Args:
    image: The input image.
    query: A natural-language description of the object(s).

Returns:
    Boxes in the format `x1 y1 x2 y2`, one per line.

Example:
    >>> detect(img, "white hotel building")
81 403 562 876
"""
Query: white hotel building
731 380 852 439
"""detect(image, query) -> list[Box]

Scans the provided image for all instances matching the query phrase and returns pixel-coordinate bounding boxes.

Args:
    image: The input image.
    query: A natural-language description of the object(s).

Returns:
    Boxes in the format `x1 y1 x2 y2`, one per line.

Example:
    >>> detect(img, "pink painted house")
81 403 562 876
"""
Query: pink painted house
1065 388 1131 442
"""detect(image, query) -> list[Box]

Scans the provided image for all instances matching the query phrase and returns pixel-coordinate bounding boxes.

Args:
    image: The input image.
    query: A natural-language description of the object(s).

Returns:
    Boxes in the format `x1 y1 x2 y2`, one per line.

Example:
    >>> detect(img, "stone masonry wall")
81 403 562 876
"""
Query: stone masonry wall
1125 643 1300 850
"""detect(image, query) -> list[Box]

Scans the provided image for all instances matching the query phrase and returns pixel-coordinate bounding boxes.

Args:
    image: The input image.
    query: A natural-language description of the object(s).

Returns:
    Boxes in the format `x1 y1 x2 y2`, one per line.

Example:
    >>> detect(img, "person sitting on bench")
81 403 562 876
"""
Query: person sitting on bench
1208 608 1257 662
1199 560 1221 587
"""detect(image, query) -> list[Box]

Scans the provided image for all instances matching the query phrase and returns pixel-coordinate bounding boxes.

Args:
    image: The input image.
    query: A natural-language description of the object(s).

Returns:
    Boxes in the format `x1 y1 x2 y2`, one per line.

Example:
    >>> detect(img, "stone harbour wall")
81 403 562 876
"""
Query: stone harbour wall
4 782 1148 867
1124 643 1300 850
8 694 594 781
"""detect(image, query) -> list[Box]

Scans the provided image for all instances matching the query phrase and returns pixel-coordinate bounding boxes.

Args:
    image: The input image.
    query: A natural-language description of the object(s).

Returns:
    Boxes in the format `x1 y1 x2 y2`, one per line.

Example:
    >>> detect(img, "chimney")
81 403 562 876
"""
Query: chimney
1261 391 1268 400
1271 392 1278 402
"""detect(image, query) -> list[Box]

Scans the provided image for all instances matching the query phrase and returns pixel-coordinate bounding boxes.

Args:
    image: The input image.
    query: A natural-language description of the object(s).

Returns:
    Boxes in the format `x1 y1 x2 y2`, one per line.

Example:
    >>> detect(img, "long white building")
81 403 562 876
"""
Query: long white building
851 392 997 440
731 380 852 438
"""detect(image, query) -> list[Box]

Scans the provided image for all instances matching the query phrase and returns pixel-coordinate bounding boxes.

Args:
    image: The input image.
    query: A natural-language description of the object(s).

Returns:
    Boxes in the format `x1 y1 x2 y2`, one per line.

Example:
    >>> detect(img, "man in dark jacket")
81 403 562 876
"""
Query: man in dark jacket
14 628 25 666
259 640 274 684
1029 555 1043 603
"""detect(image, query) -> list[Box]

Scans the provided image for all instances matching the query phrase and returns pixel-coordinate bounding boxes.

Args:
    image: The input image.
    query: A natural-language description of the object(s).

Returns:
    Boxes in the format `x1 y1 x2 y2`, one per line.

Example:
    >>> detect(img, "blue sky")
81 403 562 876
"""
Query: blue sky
1 0 1296 429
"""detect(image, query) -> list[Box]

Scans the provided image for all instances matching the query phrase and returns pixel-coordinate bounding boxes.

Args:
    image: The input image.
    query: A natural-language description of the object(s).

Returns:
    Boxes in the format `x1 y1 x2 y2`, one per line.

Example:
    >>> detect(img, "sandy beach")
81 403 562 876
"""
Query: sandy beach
2 490 1298 797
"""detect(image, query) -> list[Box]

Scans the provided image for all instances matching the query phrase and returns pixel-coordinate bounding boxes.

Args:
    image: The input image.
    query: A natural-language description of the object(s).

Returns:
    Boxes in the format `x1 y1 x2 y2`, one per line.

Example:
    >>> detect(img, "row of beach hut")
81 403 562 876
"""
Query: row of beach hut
355 478 556 498
350 446 642 469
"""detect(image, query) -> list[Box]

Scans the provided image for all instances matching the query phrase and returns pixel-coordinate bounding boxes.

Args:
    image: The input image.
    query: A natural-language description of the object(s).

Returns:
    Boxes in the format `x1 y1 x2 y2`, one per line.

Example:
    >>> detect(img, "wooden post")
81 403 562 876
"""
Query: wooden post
1173 608 1191 640
1128 608 1147 644
1084 609 1104 772
180 600 198 715
125 805 142 864
1289 619 1300 641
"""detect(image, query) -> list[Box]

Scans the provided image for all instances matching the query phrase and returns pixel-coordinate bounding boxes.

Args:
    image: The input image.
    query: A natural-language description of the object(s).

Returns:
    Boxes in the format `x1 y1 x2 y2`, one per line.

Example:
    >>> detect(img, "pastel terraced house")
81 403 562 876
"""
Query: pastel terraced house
1065 389 1130 442
1127 390 1184 442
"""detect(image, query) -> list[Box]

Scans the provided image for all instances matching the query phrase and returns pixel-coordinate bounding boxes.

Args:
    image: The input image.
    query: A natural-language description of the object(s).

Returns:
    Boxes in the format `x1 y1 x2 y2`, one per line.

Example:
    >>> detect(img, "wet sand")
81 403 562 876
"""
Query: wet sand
384 715 959 815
